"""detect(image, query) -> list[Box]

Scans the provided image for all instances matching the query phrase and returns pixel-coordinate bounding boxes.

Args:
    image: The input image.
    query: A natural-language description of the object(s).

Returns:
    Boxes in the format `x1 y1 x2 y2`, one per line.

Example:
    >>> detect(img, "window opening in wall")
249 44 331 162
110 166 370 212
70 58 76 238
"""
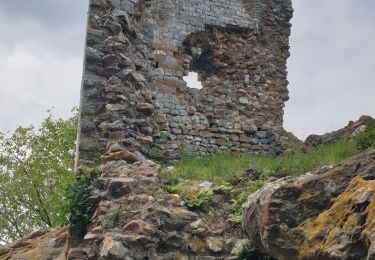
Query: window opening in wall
183 72 203 89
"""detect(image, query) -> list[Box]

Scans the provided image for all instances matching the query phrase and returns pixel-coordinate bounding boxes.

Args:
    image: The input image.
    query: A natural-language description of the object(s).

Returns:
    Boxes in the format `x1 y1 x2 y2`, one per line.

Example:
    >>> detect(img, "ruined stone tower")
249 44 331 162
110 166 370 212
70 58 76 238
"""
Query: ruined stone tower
76 0 293 165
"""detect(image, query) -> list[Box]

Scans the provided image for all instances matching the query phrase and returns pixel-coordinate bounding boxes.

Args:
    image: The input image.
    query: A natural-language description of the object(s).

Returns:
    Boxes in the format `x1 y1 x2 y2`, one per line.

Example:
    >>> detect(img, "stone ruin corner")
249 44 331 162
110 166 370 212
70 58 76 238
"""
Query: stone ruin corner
76 0 295 166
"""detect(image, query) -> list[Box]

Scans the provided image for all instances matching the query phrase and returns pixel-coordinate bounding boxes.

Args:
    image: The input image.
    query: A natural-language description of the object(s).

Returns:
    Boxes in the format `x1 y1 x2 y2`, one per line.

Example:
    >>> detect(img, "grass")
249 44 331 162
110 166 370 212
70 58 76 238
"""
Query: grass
161 140 362 226
170 140 359 184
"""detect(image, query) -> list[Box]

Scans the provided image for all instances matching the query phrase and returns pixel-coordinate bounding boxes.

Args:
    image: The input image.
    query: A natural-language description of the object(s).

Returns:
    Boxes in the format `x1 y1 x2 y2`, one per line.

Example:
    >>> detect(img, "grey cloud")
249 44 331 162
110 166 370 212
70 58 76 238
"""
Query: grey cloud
0 0 374 141
285 0 375 139
0 0 89 57
0 0 88 28
0 1 88 131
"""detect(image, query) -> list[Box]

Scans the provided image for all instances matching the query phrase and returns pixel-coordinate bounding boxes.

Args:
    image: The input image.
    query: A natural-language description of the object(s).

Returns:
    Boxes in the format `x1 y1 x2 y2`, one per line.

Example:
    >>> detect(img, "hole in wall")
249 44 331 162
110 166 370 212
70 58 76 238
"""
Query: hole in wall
183 72 203 89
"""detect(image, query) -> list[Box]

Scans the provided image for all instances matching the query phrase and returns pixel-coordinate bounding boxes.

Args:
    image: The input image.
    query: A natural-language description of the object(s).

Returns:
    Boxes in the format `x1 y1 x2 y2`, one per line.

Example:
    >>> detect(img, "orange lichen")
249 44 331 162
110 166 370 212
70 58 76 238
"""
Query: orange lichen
296 176 375 258
298 189 321 201
191 238 207 253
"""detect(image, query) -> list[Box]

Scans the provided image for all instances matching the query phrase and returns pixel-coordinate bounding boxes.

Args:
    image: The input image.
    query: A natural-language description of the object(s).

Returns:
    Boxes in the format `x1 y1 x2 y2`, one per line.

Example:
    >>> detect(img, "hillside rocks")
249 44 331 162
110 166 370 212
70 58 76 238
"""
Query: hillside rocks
243 150 375 260
65 157 247 259
305 115 375 147
0 227 67 260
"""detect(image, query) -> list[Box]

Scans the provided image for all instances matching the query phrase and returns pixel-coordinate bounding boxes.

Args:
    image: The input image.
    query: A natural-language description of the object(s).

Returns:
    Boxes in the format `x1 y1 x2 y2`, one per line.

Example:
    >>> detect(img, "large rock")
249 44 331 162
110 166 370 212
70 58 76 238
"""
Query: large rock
243 150 375 260
0 227 67 260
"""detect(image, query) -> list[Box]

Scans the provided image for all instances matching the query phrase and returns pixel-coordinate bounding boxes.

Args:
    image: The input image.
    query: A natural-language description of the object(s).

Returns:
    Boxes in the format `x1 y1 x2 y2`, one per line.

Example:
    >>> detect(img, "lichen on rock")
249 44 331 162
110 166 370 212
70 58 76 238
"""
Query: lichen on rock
243 150 375 260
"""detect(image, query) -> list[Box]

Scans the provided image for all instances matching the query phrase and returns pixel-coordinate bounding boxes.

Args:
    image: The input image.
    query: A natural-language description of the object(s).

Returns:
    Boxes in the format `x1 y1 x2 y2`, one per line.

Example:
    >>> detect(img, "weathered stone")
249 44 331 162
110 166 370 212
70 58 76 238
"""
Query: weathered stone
123 219 153 236
105 103 127 111
239 97 249 105
189 238 206 254
76 0 298 162
136 102 155 115
100 237 128 259
67 248 88 260
103 19 122 35
124 69 146 82
305 115 375 147
160 207 199 230
256 131 268 139
239 134 251 143
102 150 140 163
206 237 224 253
243 150 375 260
0 228 67 260
107 178 136 198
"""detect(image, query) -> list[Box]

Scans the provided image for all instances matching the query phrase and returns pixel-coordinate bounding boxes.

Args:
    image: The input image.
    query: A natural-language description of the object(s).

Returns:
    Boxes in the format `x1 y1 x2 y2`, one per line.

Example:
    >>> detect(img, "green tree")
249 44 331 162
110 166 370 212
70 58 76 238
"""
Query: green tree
0 110 78 243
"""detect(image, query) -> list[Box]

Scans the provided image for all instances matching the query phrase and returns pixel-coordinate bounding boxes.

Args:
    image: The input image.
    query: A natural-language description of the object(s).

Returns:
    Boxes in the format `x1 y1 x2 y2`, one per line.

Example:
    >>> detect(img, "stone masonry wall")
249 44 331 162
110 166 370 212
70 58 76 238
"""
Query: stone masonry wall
76 0 293 165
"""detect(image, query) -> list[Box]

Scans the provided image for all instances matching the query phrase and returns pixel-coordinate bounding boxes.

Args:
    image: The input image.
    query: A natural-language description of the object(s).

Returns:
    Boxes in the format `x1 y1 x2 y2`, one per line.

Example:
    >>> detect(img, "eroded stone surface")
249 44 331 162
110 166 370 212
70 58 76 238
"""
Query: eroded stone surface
0 227 67 260
67 158 247 259
243 150 375 260
76 0 296 164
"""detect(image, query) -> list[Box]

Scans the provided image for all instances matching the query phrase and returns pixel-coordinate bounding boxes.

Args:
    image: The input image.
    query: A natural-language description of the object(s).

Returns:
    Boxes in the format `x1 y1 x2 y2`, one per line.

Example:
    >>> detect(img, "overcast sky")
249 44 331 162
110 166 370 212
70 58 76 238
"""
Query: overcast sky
0 1 374 140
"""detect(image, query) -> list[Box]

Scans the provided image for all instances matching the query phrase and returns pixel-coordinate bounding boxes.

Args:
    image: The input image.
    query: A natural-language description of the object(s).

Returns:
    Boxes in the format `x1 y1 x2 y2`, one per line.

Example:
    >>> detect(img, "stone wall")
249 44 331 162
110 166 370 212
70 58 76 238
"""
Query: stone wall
76 0 293 165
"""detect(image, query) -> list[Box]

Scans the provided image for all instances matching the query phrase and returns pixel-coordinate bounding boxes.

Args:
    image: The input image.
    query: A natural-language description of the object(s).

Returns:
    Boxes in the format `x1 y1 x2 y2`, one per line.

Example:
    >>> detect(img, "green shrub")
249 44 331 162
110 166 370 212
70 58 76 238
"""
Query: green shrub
103 209 120 229
355 128 375 150
237 243 274 260
149 147 170 164
229 180 266 224
63 172 97 237
186 187 213 210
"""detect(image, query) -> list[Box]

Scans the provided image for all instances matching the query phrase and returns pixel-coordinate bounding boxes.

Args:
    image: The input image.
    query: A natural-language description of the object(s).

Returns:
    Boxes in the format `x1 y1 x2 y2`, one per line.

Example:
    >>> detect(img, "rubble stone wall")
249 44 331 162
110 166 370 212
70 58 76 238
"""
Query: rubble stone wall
76 0 293 165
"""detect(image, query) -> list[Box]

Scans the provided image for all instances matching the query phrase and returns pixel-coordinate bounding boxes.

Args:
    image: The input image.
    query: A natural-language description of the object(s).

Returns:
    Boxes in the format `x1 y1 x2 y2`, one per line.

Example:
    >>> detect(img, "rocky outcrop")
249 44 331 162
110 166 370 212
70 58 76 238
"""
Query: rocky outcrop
0 227 67 260
305 115 375 146
243 150 375 260
66 154 247 259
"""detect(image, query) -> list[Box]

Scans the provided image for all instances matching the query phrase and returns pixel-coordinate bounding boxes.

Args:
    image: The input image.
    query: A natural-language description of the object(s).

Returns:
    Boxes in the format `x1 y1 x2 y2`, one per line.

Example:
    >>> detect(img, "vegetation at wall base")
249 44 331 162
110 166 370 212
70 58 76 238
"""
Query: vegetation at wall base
171 140 359 184
237 243 276 260
164 140 364 228
63 171 97 237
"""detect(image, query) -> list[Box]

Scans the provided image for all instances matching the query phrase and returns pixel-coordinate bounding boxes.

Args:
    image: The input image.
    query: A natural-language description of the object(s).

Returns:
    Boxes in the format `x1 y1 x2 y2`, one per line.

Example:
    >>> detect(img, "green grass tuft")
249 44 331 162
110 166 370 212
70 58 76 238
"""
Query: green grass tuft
171 140 358 184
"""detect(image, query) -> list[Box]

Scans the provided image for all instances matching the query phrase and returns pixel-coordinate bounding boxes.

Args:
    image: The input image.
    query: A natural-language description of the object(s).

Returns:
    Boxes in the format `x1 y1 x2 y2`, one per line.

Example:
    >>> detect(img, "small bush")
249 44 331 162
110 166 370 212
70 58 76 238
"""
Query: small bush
237 243 275 260
103 209 120 229
229 180 265 224
355 128 375 150
149 147 170 164
63 172 97 237
186 187 213 210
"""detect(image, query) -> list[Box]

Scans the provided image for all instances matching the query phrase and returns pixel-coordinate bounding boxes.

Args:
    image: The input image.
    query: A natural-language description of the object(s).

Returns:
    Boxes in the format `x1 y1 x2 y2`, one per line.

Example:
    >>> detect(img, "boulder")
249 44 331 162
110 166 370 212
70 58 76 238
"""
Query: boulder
67 248 88 260
0 227 67 260
107 177 136 198
243 150 375 260
100 236 128 259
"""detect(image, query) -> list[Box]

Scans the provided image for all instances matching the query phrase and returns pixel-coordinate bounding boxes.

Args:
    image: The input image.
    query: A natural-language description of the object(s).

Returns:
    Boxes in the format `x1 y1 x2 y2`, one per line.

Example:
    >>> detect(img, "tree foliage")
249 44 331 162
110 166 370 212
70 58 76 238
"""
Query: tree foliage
0 111 77 243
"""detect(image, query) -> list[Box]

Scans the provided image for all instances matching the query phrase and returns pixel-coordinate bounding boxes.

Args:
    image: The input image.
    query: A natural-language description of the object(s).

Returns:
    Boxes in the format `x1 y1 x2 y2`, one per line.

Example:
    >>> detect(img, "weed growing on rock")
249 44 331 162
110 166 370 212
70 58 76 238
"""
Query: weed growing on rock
63 172 97 237
63 154 101 237
186 187 214 210
149 147 170 164
237 243 275 260
355 128 375 150
103 208 120 229
229 180 265 224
